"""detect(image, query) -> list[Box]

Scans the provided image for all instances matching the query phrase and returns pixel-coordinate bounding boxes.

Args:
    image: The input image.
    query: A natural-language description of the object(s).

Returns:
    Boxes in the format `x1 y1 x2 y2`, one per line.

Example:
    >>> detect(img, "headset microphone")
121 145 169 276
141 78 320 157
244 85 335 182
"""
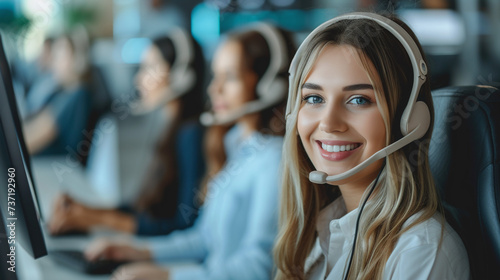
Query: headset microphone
309 102 430 184
132 88 188 115
200 92 284 126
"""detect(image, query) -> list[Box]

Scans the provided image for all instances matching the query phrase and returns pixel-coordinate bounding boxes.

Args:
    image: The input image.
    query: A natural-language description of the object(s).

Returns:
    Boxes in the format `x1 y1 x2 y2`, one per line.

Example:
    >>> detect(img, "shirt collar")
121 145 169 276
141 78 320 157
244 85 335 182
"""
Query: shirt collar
337 203 359 240
316 196 361 255
316 197 347 237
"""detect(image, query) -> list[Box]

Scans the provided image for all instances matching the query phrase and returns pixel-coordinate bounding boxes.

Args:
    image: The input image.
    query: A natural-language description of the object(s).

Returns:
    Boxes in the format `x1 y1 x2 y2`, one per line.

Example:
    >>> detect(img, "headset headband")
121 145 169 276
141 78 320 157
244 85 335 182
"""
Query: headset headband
287 12 428 136
251 22 289 102
168 27 195 94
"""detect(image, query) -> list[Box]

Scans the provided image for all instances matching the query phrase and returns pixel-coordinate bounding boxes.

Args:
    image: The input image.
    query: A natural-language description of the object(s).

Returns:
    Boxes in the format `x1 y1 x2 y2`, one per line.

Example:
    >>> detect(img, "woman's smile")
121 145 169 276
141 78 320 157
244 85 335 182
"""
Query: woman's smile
316 140 362 161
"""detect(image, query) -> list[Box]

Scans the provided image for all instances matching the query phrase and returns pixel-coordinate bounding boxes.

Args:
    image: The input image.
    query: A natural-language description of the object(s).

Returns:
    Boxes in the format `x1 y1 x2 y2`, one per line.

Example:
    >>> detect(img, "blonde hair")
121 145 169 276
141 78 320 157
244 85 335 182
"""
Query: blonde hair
274 14 441 279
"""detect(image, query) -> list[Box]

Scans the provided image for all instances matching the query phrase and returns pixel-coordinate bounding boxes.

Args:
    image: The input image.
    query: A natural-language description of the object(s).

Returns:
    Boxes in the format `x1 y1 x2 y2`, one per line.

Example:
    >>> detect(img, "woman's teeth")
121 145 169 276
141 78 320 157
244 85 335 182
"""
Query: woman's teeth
321 143 360 152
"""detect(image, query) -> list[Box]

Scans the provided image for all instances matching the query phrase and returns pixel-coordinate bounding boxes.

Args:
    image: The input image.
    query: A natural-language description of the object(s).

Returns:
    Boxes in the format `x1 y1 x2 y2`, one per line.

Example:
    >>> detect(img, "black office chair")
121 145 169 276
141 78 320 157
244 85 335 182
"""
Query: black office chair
429 85 500 280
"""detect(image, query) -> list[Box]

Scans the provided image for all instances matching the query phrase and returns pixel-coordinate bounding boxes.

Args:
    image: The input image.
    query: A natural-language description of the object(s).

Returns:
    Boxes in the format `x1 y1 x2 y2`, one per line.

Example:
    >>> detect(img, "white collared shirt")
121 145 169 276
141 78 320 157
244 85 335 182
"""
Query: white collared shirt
305 197 470 280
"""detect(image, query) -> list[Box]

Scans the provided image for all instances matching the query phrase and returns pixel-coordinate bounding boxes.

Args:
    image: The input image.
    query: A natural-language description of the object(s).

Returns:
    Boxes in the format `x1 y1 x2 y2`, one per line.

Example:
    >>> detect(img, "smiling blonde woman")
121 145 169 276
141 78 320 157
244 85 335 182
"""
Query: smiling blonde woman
274 12 470 280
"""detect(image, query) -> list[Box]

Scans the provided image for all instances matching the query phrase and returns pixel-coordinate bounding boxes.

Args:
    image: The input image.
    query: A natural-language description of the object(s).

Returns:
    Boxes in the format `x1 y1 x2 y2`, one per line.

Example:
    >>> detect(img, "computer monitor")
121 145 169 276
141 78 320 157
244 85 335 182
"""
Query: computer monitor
0 32 47 271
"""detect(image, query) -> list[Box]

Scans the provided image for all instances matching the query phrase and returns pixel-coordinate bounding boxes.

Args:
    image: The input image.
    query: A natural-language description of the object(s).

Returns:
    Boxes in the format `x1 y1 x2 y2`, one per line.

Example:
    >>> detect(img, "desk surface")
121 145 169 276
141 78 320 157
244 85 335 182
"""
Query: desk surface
18 156 200 279
18 233 109 280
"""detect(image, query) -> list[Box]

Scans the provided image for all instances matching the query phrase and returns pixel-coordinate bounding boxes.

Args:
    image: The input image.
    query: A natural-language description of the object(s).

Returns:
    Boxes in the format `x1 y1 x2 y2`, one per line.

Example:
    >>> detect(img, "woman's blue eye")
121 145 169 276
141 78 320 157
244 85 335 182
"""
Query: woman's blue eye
348 96 371 105
303 95 323 104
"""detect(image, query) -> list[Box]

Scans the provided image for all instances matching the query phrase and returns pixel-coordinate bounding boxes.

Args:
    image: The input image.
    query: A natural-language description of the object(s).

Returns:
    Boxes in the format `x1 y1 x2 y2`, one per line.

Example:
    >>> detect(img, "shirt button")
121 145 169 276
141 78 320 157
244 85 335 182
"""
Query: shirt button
329 220 340 231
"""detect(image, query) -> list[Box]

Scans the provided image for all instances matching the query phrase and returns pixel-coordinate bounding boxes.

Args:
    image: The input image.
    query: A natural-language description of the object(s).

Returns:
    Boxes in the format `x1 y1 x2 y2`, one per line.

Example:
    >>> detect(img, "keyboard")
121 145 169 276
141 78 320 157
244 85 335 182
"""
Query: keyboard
49 249 128 275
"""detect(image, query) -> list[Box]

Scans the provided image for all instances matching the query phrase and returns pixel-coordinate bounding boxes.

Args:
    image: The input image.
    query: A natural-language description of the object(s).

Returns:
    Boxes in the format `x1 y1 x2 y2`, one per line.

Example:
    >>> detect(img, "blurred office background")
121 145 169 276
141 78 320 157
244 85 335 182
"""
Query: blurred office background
1 0 499 99
0 0 499 203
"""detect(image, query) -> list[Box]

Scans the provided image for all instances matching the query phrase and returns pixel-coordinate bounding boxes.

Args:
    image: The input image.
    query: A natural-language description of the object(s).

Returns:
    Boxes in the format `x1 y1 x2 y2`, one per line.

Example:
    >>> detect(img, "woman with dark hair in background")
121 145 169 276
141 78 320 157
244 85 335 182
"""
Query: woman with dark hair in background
84 23 296 280
48 29 207 236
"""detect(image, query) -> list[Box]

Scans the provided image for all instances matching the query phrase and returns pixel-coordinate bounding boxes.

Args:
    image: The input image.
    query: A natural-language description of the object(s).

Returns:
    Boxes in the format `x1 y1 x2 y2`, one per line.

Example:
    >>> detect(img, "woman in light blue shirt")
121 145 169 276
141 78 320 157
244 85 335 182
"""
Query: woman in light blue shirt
85 23 296 280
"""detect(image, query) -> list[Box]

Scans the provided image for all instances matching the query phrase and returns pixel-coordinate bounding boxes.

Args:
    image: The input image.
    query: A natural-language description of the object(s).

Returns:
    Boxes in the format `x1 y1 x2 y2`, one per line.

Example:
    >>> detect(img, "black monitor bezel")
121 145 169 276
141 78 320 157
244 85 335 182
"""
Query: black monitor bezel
0 33 47 259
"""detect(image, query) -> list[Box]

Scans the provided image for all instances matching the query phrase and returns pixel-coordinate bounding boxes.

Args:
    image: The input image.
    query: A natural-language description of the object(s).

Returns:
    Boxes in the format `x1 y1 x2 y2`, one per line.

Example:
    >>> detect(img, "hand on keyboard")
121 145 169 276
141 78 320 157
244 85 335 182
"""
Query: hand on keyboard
85 238 152 262
50 249 128 275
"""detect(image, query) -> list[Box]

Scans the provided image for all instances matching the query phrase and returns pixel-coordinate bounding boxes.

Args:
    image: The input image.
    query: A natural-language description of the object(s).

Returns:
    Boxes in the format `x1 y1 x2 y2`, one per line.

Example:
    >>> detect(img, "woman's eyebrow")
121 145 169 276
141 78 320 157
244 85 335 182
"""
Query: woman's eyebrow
343 84 373 91
301 82 323 90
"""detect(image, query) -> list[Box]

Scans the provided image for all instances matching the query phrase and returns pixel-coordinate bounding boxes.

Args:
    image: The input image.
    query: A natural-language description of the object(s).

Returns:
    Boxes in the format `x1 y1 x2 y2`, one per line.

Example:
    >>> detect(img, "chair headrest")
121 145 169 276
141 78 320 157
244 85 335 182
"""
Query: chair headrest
429 85 500 279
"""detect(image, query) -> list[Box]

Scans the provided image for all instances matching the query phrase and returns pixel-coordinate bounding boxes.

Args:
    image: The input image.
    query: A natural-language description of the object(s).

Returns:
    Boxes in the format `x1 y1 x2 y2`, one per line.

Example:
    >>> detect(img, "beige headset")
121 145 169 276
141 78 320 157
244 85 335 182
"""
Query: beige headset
168 27 196 96
200 22 290 126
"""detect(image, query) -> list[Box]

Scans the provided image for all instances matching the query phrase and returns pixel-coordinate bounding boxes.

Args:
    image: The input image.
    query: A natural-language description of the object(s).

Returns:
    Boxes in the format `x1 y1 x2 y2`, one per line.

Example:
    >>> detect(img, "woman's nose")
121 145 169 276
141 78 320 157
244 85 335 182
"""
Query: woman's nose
208 78 222 97
319 103 348 133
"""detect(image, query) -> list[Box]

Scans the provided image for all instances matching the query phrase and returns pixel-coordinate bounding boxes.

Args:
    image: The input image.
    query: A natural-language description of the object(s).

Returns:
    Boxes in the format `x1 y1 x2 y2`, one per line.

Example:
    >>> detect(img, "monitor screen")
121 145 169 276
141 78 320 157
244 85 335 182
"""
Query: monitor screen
0 32 47 266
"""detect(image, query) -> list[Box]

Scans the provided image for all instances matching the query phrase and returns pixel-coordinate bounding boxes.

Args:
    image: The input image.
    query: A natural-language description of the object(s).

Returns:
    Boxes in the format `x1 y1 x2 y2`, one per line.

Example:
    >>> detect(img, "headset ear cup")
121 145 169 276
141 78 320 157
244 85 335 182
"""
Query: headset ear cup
405 101 431 139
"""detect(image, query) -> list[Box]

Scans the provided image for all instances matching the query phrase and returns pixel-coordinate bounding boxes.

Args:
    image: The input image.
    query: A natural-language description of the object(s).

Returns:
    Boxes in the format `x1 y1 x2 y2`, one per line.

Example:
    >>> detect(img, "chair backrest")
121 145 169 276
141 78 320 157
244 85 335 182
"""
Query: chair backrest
429 85 500 280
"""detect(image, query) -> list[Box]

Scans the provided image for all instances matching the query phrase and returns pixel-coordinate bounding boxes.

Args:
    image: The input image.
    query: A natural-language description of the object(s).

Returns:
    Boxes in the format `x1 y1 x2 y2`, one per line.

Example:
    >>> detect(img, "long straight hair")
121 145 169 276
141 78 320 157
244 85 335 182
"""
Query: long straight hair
274 14 441 279
135 33 205 217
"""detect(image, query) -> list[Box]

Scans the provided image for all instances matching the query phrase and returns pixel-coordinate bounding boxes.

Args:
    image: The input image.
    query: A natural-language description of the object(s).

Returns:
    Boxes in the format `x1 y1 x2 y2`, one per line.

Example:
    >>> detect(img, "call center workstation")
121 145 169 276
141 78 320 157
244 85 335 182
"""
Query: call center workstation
1 0 500 279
